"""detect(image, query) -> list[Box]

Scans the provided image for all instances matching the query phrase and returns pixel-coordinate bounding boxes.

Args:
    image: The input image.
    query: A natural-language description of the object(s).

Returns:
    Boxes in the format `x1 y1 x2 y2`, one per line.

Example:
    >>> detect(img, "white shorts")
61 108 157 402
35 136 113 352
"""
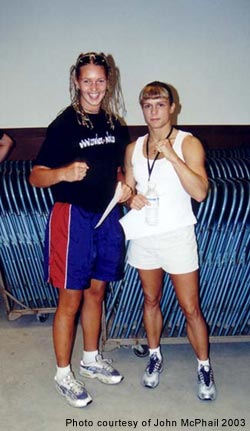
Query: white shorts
127 225 199 274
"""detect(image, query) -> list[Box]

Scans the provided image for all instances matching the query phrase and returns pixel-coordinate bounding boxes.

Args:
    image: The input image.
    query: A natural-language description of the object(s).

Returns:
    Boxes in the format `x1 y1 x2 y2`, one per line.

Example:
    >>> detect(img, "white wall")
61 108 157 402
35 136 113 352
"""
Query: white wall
0 0 250 127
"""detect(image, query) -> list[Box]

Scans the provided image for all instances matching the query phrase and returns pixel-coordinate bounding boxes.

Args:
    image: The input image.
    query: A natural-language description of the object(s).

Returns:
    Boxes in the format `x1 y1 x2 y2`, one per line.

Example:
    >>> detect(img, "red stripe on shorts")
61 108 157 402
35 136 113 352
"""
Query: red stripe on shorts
48 203 71 289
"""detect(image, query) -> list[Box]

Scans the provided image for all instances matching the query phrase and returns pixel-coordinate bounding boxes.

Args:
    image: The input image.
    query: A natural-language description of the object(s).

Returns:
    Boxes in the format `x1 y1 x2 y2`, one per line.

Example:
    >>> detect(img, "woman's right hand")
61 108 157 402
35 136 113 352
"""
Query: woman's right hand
61 161 89 182
129 193 148 210
29 161 89 188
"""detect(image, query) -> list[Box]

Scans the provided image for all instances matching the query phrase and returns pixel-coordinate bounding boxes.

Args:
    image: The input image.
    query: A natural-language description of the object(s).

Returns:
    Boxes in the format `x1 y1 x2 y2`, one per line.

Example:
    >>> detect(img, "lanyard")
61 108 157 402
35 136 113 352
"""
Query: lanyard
146 126 173 182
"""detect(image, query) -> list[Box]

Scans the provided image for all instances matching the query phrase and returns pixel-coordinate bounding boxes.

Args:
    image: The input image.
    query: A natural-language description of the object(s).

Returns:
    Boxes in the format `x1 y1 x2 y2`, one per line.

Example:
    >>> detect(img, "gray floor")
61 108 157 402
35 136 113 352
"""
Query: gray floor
1 296 250 431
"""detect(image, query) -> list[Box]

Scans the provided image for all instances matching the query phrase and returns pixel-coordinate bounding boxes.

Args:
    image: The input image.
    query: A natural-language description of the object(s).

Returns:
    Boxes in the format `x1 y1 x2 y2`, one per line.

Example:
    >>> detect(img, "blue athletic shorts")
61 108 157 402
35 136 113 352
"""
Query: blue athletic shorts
44 203 125 290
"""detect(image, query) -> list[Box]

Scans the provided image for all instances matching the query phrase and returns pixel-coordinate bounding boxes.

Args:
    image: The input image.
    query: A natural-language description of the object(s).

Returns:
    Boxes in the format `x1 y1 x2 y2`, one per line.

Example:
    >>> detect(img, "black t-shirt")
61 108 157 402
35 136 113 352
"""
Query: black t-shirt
34 106 130 212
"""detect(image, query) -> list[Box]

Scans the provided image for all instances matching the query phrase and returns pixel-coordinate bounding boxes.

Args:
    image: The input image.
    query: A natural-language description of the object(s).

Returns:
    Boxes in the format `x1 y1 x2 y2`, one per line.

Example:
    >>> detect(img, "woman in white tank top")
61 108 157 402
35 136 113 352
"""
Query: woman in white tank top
120 81 217 401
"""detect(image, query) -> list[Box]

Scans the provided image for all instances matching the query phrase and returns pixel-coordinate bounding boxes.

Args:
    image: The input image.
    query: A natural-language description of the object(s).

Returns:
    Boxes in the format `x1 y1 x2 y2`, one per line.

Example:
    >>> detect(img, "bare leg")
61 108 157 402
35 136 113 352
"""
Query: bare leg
81 279 106 351
79 279 123 385
53 289 83 367
170 270 208 360
138 268 164 349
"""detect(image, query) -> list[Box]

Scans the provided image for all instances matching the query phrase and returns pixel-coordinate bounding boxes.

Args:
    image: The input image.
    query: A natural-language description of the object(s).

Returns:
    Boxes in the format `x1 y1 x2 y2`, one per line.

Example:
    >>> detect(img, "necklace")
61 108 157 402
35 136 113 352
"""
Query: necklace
146 126 173 182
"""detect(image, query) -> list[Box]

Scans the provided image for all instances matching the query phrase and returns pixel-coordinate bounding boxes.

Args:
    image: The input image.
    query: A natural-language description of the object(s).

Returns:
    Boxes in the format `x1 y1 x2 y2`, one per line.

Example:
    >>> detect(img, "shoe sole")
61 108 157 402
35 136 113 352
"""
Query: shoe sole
79 368 124 385
55 385 93 408
142 381 159 389
198 393 217 401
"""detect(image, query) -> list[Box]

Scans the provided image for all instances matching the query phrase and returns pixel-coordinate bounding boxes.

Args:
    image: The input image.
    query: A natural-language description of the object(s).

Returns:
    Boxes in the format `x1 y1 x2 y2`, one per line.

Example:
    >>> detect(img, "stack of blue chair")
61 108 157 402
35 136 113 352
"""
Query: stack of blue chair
0 150 249 341
0 161 57 319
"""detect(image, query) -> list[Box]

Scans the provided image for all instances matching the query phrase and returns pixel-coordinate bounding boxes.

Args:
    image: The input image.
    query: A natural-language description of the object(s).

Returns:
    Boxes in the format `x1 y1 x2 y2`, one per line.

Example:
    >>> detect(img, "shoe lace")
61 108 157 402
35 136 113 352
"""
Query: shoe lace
95 354 114 372
147 353 162 374
198 366 214 387
64 375 85 395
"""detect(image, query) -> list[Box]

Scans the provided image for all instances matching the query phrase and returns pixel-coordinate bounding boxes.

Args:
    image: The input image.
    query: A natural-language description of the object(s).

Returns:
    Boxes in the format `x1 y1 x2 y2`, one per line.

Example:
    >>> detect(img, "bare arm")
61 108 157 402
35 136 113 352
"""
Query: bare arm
123 142 136 192
123 142 148 209
29 161 89 188
117 166 134 203
0 133 14 162
156 134 209 202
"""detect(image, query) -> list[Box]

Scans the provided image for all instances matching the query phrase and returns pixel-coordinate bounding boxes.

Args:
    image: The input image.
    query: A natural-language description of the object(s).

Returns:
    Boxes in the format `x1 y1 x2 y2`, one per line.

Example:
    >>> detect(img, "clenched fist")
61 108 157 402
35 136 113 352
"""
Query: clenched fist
62 161 89 182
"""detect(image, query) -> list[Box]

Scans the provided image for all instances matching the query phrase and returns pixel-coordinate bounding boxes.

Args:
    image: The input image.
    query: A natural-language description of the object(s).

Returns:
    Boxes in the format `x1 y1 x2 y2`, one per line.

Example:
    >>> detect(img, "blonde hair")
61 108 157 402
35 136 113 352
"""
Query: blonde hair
69 52 126 128
139 81 174 106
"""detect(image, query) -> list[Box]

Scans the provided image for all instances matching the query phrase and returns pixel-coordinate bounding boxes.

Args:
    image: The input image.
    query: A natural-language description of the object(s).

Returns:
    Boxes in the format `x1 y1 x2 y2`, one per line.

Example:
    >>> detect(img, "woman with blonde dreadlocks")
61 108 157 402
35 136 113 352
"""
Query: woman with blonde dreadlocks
29 52 131 408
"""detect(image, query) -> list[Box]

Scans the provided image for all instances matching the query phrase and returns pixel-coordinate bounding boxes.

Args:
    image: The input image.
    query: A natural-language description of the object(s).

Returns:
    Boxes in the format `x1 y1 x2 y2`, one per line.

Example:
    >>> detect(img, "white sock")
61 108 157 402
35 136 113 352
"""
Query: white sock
197 358 210 370
55 364 71 381
82 350 98 364
149 346 162 360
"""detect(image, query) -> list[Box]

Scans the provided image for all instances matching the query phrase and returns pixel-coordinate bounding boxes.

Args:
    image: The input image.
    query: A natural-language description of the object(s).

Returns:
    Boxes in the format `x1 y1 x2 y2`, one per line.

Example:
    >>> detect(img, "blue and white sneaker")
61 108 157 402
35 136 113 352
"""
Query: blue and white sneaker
79 354 123 385
197 365 217 400
55 372 92 408
142 353 163 389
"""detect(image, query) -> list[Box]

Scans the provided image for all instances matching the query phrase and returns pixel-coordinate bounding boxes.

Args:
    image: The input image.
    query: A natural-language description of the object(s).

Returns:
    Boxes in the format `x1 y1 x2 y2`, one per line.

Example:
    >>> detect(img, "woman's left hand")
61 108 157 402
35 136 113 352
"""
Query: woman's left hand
118 183 134 203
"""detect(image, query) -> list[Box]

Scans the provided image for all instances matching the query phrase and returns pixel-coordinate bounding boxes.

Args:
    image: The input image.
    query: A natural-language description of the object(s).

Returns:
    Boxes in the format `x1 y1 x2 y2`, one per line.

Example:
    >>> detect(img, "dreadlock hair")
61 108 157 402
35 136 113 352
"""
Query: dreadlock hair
69 52 126 128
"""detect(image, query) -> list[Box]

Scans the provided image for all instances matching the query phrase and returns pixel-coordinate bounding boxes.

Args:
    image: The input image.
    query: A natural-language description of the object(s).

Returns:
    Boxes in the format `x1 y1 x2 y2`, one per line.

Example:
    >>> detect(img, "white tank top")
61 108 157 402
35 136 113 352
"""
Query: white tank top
119 130 197 239
132 130 196 233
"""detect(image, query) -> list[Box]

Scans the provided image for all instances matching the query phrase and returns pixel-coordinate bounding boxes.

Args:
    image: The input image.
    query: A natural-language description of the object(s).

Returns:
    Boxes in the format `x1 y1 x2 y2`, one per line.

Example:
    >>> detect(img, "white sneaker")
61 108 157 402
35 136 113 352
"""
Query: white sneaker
197 365 217 400
142 353 163 389
55 372 92 408
79 354 123 385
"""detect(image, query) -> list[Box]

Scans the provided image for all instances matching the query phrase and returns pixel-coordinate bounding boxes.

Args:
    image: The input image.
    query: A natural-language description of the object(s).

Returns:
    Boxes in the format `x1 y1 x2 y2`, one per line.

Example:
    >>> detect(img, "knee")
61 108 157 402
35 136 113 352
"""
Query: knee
181 303 202 322
84 287 105 305
144 293 161 309
57 294 82 317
